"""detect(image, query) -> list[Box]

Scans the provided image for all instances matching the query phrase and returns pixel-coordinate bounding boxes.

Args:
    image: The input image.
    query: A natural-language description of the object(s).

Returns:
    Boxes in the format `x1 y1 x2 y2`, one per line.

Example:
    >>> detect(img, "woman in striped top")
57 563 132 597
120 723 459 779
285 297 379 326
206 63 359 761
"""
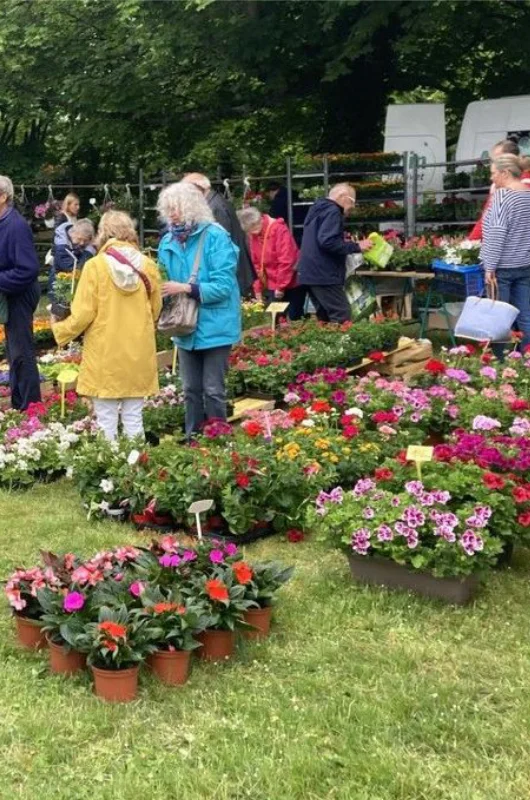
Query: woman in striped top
480 154 530 352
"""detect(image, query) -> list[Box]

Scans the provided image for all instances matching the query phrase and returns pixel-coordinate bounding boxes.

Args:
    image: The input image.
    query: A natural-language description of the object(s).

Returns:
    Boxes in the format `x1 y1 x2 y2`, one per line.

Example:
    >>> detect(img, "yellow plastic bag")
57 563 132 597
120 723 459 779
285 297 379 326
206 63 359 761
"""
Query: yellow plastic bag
363 232 394 270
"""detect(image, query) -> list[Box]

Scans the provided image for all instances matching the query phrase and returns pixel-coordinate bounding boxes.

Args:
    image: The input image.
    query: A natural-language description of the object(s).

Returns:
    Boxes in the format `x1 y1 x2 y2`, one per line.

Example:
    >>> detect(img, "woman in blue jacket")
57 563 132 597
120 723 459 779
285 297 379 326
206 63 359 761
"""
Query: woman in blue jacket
157 182 241 436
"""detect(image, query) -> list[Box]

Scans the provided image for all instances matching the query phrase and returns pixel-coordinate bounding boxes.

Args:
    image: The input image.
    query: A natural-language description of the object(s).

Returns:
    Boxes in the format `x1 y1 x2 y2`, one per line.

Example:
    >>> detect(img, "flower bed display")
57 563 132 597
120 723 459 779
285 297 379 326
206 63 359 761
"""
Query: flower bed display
6 540 293 701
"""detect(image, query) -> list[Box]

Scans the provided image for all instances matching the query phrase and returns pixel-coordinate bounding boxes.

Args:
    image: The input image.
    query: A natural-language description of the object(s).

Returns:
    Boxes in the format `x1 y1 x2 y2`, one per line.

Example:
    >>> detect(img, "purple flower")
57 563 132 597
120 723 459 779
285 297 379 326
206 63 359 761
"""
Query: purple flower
182 550 197 562
472 415 502 432
405 481 424 498
446 368 471 384
224 543 238 557
507 351 523 360
331 390 347 405
63 591 85 613
351 528 371 555
159 553 181 568
419 492 436 507
363 507 375 520
480 366 497 381
391 496 401 507
209 549 225 564
354 393 372 405
401 506 426 528
435 525 456 542
447 405 459 420
431 490 451 504
407 532 419 549
460 530 483 556
353 479 375 497
129 581 144 597
376 524 393 541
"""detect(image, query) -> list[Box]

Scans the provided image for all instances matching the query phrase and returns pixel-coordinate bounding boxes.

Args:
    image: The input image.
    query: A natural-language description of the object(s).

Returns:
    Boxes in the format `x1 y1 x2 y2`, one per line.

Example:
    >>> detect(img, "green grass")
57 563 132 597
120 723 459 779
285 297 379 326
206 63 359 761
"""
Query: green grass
1 482 530 799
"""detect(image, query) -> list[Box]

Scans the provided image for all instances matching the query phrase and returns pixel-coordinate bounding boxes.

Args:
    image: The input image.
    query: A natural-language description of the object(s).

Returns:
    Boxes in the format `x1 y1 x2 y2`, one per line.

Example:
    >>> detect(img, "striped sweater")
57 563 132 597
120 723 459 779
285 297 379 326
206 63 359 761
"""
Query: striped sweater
480 189 530 271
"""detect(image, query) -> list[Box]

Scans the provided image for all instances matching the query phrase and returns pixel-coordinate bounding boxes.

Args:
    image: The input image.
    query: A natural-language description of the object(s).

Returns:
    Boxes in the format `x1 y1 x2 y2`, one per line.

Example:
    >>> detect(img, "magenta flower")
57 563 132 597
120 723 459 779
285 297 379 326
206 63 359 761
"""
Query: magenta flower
224 543 238 557
129 581 144 597
63 591 85 613
159 554 181 568
209 549 225 564
182 550 197 562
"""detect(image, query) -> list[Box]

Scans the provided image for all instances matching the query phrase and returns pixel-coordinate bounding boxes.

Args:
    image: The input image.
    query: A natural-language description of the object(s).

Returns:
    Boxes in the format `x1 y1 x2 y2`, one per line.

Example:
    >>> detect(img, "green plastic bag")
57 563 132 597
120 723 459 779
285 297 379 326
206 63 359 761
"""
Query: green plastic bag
363 232 394 270
345 276 377 322
0 292 8 325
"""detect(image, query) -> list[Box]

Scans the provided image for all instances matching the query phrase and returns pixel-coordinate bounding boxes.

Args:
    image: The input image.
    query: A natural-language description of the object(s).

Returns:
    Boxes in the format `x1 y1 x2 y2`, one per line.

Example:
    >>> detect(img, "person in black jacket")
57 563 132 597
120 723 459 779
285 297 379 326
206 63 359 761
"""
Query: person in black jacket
0 175 41 409
181 173 256 297
297 184 372 323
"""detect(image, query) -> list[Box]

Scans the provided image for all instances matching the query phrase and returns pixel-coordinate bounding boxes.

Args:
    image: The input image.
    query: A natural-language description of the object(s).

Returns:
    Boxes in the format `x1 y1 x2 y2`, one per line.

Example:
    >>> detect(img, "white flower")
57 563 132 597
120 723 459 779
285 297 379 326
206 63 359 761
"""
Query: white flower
99 479 114 493
66 466 74 479
345 407 364 419
127 449 140 466
89 197 97 206
301 419 315 428
17 460 28 471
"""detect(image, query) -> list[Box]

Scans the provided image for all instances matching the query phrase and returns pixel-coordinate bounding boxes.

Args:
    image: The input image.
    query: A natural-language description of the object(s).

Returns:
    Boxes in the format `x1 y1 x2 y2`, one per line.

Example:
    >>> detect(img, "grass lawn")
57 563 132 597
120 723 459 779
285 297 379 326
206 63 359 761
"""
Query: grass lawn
1 482 530 799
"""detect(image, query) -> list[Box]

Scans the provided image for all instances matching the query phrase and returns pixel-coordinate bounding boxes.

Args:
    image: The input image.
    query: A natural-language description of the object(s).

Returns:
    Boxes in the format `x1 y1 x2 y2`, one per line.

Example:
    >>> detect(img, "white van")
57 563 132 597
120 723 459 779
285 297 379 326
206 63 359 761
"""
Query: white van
456 96 530 162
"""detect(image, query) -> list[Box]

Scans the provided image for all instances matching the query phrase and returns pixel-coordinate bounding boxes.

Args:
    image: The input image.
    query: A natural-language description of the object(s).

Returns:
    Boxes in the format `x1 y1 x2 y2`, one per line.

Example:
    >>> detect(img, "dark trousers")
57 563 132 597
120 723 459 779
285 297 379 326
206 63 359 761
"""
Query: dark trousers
308 284 351 324
5 281 42 410
178 345 231 436
264 285 308 321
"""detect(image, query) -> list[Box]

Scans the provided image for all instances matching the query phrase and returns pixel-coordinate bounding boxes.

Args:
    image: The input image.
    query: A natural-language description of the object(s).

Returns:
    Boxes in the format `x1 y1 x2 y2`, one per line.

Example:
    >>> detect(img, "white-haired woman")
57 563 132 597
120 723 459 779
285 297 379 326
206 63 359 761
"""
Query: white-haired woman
52 211 161 440
157 182 241 436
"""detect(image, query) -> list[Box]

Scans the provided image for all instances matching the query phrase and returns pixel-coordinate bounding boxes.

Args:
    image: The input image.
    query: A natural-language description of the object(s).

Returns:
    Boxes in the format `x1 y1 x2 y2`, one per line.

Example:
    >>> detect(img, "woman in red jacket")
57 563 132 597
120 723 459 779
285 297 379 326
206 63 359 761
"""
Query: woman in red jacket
469 139 530 241
238 207 306 320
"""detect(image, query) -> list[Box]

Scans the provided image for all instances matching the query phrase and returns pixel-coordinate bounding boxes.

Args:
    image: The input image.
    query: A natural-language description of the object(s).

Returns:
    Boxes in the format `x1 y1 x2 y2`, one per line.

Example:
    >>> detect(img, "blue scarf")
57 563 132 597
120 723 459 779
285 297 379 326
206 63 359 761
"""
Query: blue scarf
169 222 198 244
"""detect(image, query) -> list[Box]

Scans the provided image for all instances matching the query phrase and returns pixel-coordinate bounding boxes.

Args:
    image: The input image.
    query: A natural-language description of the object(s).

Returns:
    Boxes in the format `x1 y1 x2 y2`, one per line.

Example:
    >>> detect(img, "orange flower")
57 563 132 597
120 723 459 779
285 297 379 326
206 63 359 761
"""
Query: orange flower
98 620 127 638
152 602 182 614
232 562 253 585
205 578 229 602
103 639 118 652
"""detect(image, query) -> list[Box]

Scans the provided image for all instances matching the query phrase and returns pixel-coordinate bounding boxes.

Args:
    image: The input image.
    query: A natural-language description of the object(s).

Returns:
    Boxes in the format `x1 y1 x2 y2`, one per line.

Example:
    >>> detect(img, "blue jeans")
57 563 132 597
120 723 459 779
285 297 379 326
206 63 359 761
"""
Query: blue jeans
178 345 231 436
493 267 530 358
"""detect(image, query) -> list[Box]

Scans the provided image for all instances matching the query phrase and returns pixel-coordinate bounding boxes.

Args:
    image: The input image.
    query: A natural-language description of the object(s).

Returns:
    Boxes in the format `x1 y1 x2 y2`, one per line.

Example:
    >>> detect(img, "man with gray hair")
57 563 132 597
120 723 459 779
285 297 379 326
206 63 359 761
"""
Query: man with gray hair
49 218 95 295
181 172 256 296
297 183 372 323
0 175 41 409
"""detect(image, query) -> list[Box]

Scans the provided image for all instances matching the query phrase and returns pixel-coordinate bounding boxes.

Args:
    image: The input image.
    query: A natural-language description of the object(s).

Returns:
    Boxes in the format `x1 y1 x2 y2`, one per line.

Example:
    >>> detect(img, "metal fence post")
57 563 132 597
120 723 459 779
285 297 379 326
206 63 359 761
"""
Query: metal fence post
406 153 418 238
323 155 329 195
286 156 293 233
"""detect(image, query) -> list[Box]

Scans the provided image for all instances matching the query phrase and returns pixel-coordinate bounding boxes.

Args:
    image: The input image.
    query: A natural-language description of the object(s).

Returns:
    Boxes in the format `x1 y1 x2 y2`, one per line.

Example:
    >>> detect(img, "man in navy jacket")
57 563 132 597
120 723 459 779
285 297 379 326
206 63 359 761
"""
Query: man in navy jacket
297 184 372 323
0 175 42 409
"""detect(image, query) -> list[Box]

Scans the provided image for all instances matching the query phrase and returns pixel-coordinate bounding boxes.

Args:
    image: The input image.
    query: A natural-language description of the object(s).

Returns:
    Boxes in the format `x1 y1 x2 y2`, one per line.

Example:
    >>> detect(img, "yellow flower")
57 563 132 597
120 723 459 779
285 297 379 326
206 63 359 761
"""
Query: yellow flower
315 438 330 450
329 455 339 463
342 447 352 455
275 437 283 444
359 442 380 453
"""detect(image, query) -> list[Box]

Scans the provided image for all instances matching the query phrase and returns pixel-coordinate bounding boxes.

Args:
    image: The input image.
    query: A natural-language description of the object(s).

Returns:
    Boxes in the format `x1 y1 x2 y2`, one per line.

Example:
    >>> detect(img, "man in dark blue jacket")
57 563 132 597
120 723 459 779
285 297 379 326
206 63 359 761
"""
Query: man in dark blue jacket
0 175 42 409
297 184 372 323
48 219 95 296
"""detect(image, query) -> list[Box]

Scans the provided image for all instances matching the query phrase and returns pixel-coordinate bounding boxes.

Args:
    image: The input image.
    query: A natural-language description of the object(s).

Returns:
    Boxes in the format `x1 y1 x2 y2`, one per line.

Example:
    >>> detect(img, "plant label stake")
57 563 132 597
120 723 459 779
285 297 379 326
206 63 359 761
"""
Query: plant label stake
56 367 79 418
172 344 178 376
406 445 433 481
188 499 214 541
266 302 289 334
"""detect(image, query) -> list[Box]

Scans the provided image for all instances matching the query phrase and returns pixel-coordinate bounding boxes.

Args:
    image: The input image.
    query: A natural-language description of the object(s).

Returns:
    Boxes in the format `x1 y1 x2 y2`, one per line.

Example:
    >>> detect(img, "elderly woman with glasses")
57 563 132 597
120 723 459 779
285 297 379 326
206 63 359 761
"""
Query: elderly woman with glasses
297 183 372 323
157 182 241 437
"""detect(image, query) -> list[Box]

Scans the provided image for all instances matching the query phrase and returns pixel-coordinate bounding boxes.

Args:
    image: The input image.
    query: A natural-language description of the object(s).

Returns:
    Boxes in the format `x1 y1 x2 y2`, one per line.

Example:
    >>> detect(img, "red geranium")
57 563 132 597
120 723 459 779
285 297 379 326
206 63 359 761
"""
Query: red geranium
372 411 398 425
232 562 253 585
482 472 505 490
511 331 524 342
311 400 332 414
374 467 394 482
517 511 530 527
205 579 229 602
244 421 263 437
342 425 359 439
433 445 453 462
158 469 169 481
396 450 409 465
513 486 530 504
286 529 305 542
464 344 476 355
289 407 308 423
368 351 385 363
481 353 493 364
425 359 446 374
236 473 250 489
103 640 118 652
510 399 530 412
138 452 150 467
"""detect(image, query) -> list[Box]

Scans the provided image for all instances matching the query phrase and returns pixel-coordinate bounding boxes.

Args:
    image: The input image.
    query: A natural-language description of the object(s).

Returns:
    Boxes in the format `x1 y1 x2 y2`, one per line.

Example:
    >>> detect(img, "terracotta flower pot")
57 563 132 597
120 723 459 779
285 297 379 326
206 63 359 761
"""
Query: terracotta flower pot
147 649 191 685
91 665 139 702
15 615 47 650
48 639 86 675
196 629 235 661
242 607 272 640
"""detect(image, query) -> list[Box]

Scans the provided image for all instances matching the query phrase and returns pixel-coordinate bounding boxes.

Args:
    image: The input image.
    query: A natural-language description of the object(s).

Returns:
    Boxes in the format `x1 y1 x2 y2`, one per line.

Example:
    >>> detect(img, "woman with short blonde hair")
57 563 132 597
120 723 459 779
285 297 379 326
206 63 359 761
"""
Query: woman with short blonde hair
52 210 162 440
55 193 80 227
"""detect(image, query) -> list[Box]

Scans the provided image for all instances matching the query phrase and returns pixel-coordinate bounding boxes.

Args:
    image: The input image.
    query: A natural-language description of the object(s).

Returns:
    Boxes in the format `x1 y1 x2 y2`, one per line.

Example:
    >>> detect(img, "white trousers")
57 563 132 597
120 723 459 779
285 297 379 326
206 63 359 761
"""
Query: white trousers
92 398 145 441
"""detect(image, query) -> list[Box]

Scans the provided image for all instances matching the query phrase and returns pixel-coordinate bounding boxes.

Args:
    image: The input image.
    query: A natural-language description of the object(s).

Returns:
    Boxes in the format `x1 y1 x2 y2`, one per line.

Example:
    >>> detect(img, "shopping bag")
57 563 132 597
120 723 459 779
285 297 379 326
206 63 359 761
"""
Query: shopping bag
454 287 519 342
345 276 377 322
345 253 364 279
362 233 394 270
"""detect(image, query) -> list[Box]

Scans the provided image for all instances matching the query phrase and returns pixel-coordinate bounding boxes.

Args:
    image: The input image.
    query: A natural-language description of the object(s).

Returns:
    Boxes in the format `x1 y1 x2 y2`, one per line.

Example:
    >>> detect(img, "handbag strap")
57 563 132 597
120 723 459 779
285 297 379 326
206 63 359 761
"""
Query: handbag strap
188 230 207 285
106 247 152 296
257 220 274 289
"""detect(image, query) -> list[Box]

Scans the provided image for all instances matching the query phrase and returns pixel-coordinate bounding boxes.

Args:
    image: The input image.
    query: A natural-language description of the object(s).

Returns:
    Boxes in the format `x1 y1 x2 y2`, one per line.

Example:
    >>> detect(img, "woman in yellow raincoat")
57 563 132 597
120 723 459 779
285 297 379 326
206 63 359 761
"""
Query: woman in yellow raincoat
52 211 162 440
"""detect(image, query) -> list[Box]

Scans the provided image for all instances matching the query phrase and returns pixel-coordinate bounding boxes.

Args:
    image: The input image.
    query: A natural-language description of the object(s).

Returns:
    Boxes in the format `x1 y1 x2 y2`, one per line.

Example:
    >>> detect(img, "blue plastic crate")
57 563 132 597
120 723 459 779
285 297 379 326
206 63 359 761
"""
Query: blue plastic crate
432 259 484 298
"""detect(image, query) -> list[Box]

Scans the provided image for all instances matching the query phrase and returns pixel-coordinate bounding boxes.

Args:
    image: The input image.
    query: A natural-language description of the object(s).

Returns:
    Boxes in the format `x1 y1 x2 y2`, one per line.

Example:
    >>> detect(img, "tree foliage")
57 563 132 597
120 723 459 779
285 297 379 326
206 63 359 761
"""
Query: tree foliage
0 0 529 182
